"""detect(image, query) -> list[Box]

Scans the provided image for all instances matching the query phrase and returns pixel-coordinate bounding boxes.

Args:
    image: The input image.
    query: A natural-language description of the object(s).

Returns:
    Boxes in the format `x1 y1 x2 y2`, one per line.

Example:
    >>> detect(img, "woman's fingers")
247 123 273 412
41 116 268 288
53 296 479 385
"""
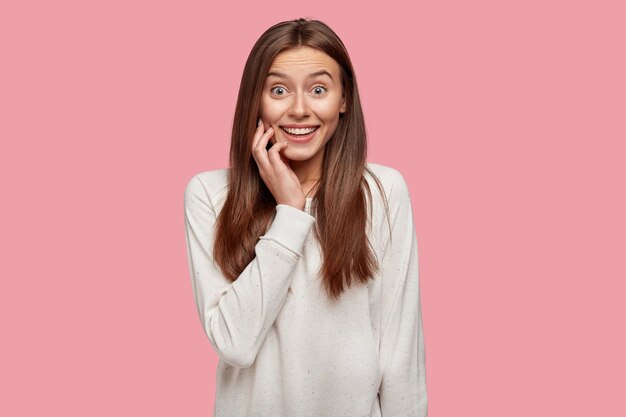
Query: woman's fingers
251 118 266 149
250 119 303 207
267 141 289 169
253 122 290 170
252 124 275 170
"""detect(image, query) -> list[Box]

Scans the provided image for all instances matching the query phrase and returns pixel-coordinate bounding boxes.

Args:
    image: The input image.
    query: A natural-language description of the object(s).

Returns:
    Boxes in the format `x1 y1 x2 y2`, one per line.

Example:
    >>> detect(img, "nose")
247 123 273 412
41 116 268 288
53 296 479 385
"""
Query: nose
288 91 310 118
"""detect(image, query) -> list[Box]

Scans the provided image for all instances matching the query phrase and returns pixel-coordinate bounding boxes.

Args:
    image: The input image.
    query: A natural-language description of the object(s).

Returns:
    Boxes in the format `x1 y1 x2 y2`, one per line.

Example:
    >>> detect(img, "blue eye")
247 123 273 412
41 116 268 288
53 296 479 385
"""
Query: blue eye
270 85 327 96
271 86 286 96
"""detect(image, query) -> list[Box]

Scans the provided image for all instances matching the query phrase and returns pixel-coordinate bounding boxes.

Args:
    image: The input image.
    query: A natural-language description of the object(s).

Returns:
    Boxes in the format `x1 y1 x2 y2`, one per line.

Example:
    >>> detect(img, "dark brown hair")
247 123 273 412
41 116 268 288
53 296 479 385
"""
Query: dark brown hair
214 17 390 301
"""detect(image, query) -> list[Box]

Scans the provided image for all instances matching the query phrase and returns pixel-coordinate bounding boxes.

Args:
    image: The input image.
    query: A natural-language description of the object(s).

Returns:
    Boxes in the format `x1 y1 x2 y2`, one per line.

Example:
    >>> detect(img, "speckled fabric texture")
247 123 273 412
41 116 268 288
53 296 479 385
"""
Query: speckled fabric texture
184 162 427 416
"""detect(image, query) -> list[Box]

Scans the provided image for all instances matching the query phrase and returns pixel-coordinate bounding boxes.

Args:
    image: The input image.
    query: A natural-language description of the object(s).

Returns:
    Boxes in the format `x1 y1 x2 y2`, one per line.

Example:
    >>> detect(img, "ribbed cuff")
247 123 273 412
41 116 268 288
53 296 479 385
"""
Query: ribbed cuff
259 204 316 256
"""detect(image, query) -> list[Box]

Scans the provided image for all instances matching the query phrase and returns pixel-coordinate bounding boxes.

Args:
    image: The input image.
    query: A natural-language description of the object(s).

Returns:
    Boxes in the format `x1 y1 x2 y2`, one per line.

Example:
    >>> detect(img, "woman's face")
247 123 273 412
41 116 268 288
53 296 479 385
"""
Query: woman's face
260 46 346 164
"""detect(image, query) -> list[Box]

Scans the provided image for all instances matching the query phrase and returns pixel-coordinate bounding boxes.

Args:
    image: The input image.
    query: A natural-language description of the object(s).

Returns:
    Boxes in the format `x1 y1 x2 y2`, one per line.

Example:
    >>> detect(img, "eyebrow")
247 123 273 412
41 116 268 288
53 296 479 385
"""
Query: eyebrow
266 70 333 80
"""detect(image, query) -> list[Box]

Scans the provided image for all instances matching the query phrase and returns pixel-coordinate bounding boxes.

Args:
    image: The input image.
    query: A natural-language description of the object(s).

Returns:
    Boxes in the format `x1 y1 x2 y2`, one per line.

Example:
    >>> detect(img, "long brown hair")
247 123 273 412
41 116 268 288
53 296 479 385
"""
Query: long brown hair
214 17 390 301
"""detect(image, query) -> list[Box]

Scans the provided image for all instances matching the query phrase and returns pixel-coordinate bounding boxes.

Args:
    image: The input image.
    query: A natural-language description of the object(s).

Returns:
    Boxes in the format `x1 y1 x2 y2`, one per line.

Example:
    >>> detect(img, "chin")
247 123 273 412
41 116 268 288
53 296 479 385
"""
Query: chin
283 150 311 161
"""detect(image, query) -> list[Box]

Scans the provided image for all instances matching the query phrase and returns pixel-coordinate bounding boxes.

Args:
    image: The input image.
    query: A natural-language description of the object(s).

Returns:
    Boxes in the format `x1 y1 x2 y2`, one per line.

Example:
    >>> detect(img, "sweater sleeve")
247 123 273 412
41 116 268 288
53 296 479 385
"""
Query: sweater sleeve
377 171 428 416
183 174 316 368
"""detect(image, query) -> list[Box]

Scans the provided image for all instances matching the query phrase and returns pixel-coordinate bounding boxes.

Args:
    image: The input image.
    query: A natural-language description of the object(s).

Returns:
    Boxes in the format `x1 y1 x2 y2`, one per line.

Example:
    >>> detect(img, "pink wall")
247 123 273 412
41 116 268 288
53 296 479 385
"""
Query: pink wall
1 0 624 415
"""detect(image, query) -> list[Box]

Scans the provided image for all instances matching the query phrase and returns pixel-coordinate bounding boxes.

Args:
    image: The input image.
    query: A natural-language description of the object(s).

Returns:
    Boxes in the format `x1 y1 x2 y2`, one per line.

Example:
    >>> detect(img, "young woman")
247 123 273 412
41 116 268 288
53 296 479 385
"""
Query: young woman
184 17 428 416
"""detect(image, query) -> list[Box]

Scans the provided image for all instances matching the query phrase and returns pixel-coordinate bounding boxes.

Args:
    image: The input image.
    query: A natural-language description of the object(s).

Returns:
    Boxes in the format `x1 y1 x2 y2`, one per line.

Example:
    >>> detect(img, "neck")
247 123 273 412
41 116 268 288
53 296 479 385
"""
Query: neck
290 153 323 197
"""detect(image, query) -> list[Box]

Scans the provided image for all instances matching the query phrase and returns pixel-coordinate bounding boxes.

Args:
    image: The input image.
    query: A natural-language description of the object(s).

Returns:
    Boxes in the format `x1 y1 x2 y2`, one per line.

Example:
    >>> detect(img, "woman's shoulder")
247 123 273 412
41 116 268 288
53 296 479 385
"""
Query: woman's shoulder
365 161 410 196
187 167 229 187
364 162 414 248
184 167 230 210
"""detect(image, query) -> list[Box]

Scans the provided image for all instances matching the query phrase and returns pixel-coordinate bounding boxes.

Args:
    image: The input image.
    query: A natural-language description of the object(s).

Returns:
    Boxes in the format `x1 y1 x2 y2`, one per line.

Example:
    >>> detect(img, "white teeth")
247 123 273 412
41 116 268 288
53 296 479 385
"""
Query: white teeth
282 126 318 135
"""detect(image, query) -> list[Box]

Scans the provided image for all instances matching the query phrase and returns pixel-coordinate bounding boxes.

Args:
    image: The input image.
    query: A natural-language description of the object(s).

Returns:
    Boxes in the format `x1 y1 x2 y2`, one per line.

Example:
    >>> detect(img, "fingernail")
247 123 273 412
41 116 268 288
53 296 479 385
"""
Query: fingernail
258 118 262 126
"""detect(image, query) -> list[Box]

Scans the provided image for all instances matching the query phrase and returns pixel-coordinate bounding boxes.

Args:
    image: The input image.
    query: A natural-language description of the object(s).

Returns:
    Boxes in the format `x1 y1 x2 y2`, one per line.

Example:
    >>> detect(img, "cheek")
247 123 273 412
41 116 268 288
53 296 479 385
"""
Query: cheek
259 96 275 118
315 99 343 123
261 94 285 111
318 108 341 125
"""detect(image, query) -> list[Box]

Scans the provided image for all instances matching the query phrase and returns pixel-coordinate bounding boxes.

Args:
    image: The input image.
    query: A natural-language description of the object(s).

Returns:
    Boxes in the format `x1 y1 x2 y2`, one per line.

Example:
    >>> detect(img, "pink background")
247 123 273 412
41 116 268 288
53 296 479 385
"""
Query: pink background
2 0 624 415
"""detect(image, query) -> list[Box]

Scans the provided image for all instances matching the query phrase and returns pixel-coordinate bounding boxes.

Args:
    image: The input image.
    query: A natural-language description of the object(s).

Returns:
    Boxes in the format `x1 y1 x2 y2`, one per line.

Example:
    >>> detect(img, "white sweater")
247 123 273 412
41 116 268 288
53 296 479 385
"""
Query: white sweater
184 162 427 416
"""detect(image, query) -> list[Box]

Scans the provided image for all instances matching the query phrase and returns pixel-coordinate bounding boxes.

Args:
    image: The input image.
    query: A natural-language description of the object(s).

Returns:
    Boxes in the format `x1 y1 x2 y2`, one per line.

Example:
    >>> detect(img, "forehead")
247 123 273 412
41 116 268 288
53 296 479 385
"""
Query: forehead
267 46 340 77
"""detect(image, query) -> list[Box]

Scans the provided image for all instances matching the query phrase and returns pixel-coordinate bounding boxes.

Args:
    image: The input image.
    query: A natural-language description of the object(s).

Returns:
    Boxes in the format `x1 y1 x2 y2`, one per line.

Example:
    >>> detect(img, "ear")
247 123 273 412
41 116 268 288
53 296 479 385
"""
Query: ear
340 96 346 114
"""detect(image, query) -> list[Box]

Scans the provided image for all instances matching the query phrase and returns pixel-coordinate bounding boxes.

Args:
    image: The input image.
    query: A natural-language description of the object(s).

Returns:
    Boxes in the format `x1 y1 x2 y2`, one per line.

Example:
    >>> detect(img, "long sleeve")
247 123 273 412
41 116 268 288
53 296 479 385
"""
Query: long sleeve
183 174 316 368
377 171 428 416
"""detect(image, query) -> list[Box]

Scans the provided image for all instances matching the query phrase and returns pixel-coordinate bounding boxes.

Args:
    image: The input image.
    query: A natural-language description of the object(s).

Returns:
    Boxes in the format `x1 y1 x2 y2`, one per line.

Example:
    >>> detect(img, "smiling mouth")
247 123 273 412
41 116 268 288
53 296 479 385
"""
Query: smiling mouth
280 126 320 136
279 126 320 143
